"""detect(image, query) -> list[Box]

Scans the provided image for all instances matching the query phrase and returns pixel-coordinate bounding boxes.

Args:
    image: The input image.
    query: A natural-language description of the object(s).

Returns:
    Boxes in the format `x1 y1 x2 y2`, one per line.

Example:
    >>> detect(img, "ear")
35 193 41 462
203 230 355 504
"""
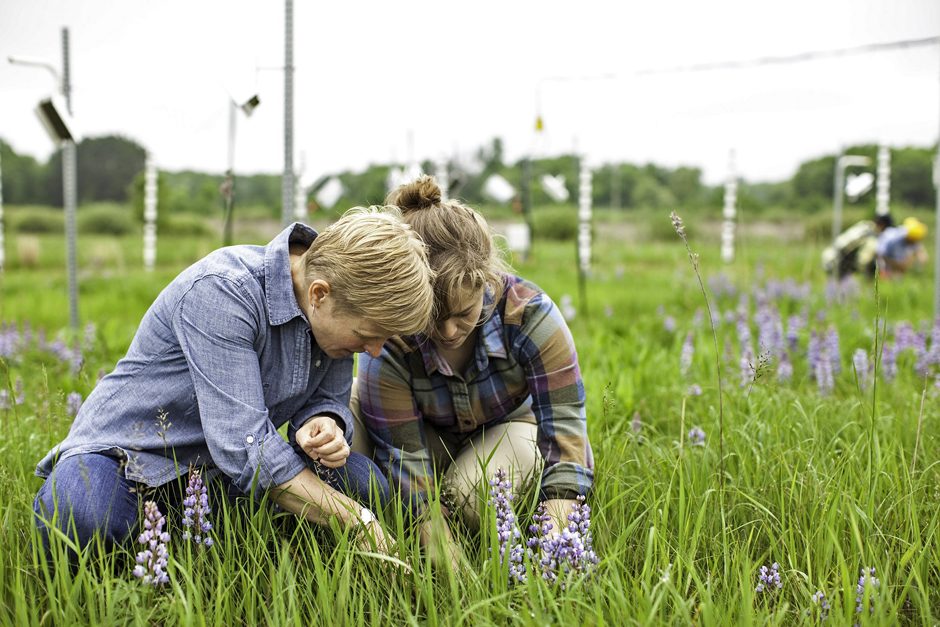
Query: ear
307 279 331 307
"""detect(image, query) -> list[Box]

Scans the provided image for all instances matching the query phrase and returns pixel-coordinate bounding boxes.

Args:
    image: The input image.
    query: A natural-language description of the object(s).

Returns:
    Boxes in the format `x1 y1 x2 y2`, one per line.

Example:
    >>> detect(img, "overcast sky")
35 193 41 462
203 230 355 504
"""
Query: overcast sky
1 0 938 185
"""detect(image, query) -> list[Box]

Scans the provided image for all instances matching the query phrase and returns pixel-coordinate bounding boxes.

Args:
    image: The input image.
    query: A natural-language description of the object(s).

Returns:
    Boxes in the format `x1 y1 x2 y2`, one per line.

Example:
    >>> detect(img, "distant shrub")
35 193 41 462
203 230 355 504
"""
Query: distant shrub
78 204 137 235
161 213 213 237
533 206 577 241
13 210 63 233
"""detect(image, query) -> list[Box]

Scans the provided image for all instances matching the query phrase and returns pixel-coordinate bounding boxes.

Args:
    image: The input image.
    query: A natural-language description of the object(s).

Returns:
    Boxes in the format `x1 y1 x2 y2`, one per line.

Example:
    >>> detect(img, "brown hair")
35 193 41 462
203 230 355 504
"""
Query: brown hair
385 175 510 323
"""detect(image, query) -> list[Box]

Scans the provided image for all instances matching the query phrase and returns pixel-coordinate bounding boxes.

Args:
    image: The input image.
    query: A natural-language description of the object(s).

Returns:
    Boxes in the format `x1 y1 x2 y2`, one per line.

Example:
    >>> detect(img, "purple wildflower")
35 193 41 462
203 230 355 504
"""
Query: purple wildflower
14 377 24 405
688 426 706 446
663 315 676 333
0 390 9 410
528 497 598 586
132 501 170 586
630 412 642 434
83 322 97 349
811 590 830 622
852 349 871 390
680 332 694 376
881 342 898 382
777 351 793 382
182 468 213 547
855 567 880 617
488 468 525 583
686 383 702 396
66 392 83 418
786 314 803 352
825 327 841 374
755 562 782 593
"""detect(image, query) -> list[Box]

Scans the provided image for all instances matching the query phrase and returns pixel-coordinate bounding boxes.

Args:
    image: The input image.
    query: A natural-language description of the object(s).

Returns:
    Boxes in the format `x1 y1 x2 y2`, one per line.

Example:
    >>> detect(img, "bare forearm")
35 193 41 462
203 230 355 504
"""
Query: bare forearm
271 468 361 528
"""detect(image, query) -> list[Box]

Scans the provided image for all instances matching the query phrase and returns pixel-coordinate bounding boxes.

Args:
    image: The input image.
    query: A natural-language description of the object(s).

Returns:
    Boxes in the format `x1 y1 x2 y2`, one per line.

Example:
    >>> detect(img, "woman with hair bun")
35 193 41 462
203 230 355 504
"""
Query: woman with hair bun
353 175 594 566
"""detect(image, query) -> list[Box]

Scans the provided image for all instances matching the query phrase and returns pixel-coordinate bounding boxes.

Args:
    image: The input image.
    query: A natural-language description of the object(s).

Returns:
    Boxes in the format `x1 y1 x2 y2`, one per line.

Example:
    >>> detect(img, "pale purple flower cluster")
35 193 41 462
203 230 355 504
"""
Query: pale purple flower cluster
488 468 525 583
181 468 213 547
527 497 598 586
808 330 835 395
686 384 702 396
0 377 25 410
755 561 782 593
687 426 706 446
855 567 879 617
66 391 83 417
133 501 170 586
776 351 793 382
811 590 830 621
707 273 737 300
0 321 84 373
852 349 871 390
630 412 643 434
680 333 694 376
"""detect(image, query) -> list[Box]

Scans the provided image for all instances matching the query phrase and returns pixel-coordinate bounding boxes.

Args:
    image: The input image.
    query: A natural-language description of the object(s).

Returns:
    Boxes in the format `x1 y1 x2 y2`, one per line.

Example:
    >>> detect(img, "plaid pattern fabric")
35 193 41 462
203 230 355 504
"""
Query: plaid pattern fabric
357 275 594 505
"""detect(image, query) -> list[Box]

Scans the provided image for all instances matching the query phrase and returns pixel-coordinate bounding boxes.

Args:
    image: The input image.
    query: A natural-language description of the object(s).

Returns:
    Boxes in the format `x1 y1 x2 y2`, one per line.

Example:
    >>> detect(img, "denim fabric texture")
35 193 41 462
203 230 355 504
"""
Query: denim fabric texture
36 223 356 497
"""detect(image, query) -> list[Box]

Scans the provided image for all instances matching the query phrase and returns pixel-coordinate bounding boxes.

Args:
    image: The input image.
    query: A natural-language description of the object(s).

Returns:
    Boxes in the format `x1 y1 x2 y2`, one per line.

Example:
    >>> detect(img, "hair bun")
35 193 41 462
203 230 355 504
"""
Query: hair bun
387 174 442 212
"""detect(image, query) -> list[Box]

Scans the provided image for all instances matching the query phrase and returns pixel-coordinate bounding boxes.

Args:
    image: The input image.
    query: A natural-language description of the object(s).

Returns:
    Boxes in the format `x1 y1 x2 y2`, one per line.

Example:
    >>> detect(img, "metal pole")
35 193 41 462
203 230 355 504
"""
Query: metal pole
610 163 621 210
62 26 79 331
223 99 236 246
0 147 5 272
832 149 845 243
935 43 940 319
281 0 294 227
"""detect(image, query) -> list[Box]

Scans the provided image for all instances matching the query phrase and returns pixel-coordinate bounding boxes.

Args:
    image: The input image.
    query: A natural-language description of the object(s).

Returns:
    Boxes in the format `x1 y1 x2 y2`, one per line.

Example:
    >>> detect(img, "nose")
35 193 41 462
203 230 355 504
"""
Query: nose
438 318 459 340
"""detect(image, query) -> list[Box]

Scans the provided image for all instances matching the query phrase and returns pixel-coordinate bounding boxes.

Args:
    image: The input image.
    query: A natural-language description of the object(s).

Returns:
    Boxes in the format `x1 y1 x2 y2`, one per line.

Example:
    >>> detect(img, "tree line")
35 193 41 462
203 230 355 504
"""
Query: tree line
1 135 936 217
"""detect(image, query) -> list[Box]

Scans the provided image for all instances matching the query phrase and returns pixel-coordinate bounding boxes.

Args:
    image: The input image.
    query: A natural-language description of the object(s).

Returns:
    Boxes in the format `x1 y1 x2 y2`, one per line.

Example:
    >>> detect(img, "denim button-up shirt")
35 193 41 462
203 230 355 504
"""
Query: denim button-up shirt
36 223 355 496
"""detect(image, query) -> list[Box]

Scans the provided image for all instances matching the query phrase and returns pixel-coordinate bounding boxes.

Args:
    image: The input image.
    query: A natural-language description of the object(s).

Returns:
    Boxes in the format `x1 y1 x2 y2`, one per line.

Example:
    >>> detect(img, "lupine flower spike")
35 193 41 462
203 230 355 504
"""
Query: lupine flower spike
182 468 214 547
755 562 782 593
855 567 880 618
527 496 598 587
488 468 525 583
133 501 170 586
811 590 830 622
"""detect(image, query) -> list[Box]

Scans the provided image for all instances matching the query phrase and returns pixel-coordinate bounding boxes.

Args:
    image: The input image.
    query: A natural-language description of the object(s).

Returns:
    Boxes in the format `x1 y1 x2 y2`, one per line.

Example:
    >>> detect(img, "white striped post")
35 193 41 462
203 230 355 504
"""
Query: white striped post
721 149 737 264
577 158 592 316
143 156 158 271
876 144 890 217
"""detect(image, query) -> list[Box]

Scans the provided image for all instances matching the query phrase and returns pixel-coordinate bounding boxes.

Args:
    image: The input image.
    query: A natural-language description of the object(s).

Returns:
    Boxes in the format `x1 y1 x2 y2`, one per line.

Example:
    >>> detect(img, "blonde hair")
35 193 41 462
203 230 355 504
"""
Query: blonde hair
385 175 511 322
302 207 434 335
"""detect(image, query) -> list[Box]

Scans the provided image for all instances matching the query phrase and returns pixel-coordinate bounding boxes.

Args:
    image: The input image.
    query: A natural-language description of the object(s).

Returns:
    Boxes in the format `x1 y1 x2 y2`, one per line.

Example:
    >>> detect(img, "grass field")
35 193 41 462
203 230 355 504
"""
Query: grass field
0 209 938 625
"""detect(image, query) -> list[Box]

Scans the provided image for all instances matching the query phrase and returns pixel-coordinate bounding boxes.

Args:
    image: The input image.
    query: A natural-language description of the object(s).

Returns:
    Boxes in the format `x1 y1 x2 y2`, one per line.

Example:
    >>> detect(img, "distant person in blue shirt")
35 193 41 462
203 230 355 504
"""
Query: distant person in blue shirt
34 209 434 555
876 216 928 277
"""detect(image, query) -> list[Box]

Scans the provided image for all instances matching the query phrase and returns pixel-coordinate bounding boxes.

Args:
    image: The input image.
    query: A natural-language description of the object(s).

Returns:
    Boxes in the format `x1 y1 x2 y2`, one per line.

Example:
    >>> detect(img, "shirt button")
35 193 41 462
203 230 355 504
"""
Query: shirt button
315 359 321 368
246 435 255 444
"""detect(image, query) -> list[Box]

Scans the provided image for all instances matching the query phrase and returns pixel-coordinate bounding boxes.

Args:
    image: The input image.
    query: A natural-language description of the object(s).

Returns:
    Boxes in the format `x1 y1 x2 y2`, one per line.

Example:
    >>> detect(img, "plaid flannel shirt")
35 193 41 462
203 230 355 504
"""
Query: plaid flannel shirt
357 275 594 505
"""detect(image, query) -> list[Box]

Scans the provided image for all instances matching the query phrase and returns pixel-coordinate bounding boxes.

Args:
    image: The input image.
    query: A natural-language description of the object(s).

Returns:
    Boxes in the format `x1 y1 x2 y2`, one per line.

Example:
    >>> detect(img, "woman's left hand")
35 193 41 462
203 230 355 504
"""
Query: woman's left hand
541 498 578 536
297 415 350 468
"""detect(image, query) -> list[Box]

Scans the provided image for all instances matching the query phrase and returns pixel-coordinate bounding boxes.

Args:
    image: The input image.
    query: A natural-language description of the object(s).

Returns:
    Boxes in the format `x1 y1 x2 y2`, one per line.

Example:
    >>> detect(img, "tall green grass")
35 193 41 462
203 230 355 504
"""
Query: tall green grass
0 220 937 624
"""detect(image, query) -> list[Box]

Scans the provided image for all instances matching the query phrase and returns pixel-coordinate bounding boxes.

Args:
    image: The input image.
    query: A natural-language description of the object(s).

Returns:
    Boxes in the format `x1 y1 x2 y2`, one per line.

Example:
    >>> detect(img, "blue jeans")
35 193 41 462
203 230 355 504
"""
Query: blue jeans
34 452 390 550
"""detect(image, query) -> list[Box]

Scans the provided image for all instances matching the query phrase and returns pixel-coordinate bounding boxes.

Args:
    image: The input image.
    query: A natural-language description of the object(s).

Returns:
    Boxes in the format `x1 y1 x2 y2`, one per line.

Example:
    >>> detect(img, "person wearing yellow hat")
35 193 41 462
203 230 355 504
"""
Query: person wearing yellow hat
876 216 929 276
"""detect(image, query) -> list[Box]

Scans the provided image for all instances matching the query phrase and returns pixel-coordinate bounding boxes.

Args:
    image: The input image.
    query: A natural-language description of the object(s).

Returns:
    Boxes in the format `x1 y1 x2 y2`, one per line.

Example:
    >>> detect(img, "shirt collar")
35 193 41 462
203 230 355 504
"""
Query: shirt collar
263 222 317 326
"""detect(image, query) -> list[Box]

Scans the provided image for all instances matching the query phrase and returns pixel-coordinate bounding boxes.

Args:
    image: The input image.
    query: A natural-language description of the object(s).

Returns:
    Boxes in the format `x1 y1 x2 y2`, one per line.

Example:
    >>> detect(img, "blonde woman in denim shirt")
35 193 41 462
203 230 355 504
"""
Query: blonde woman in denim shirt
35 208 433 554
